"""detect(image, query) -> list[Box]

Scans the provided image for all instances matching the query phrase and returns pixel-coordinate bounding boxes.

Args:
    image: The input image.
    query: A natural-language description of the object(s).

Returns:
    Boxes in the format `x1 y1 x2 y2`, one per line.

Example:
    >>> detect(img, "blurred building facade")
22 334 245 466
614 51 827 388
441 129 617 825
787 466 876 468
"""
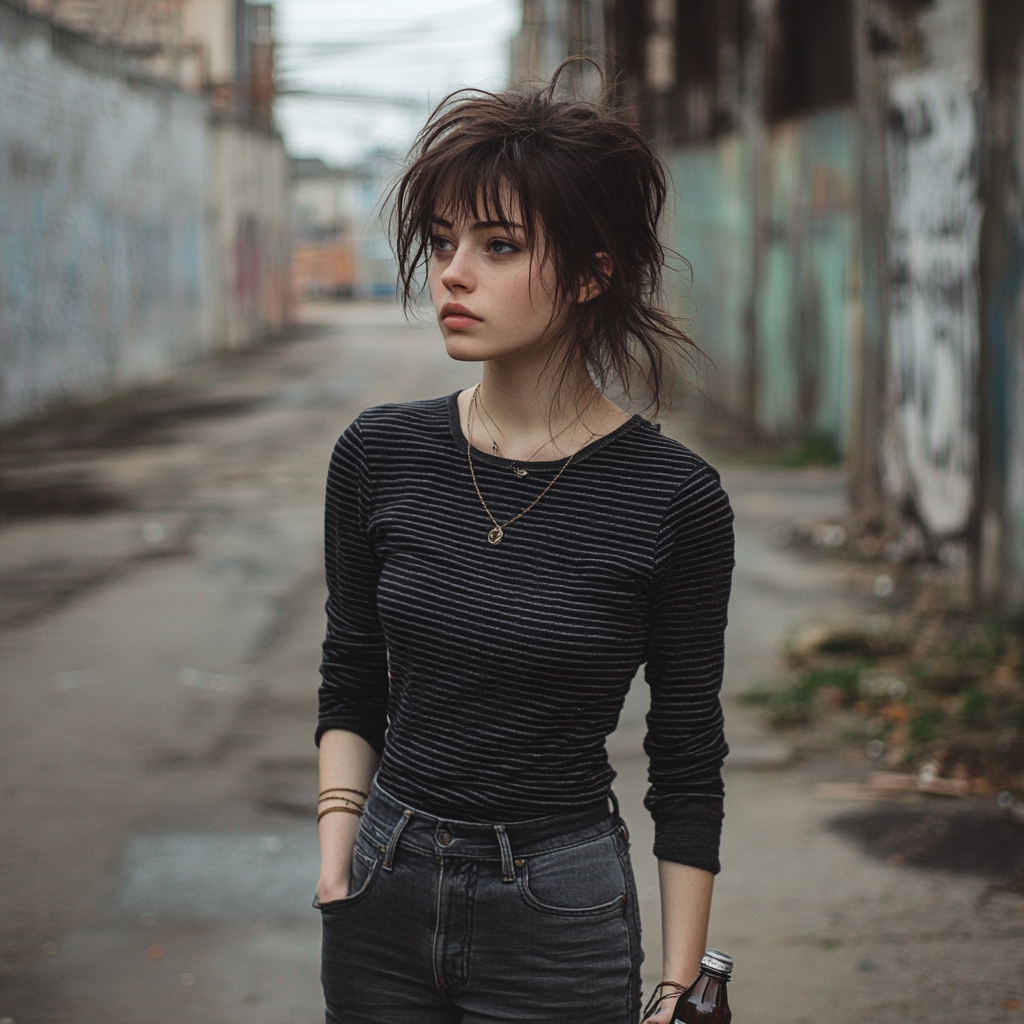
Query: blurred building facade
0 0 289 423
513 0 1024 606
15 0 276 126
291 154 399 301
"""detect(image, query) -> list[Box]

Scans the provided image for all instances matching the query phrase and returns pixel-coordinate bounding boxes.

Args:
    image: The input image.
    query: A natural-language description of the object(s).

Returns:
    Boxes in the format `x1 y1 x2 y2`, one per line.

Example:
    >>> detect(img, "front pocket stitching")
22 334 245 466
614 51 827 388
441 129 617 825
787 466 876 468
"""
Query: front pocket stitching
516 860 627 917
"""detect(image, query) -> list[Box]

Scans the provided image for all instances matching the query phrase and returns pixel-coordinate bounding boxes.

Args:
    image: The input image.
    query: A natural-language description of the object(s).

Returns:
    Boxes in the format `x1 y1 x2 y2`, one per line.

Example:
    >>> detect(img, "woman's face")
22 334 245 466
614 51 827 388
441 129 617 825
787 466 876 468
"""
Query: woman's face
427 201 567 364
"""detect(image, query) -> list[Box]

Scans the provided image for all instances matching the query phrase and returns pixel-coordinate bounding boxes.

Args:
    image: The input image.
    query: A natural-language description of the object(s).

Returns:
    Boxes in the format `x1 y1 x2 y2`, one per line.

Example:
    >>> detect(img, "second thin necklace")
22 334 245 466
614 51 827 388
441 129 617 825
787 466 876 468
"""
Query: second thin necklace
466 385 574 546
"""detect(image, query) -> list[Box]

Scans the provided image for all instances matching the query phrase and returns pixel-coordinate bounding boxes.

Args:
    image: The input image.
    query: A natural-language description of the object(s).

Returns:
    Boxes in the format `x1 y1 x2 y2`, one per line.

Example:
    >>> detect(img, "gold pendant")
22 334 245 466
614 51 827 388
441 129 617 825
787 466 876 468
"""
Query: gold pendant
488 525 504 545
513 466 528 478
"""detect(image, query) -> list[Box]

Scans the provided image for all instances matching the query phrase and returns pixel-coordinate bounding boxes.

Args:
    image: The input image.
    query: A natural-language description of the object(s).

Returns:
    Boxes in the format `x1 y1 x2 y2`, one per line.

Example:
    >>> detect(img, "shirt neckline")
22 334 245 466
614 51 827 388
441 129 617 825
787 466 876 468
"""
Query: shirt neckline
445 391 646 470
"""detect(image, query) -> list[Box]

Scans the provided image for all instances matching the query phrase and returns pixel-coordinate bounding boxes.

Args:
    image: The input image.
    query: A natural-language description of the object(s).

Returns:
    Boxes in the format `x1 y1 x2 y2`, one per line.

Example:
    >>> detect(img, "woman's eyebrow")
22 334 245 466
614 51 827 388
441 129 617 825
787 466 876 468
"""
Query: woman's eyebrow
429 217 523 231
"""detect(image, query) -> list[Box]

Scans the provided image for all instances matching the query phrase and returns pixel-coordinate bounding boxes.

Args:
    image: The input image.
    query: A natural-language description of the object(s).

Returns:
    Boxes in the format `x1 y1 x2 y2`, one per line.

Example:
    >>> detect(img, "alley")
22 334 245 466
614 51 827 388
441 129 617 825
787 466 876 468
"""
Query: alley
0 305 1021 1024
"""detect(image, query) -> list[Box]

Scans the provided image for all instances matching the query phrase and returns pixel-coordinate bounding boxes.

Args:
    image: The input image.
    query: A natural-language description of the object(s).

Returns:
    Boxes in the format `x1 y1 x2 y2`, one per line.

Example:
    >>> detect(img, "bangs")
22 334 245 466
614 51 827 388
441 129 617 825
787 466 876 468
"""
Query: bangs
429 156 529 238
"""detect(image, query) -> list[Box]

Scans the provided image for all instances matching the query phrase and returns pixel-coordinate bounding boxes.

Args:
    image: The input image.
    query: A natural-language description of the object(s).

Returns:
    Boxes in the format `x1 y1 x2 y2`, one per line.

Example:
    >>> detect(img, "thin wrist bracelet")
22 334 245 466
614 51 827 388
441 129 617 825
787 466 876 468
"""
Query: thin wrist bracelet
641 981 689 1021
317 805 364 823
319 787 369 799
317 794 364 807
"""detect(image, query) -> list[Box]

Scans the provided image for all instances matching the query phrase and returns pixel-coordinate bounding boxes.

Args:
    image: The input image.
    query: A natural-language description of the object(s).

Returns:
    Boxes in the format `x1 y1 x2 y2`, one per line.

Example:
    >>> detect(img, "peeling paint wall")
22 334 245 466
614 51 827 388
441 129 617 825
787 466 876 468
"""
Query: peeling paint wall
757 107 858 447
882 73 983 539
669 136 754 416
669 106 858 449
0 1 290 424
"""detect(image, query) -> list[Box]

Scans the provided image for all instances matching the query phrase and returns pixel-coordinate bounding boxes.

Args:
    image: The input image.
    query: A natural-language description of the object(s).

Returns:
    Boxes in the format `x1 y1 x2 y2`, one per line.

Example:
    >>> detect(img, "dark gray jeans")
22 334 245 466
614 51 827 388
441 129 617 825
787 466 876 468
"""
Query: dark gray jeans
317 779 644 1023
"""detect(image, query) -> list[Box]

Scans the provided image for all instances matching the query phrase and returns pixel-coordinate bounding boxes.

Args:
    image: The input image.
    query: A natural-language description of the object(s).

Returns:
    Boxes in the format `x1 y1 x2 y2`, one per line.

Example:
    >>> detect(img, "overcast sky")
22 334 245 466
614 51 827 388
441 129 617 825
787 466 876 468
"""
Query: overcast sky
274 0 520 167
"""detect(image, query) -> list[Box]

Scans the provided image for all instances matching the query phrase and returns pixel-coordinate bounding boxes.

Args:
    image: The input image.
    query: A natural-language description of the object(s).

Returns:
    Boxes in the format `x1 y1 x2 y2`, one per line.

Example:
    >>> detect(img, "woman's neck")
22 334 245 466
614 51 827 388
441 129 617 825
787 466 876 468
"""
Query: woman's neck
458 353 629 463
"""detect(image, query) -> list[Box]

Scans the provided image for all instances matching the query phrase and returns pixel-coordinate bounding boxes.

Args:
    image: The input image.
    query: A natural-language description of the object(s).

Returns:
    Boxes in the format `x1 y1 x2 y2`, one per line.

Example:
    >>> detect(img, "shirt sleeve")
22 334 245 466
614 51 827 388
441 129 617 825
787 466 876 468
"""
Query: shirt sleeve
643 464 734 873
316 416 390 753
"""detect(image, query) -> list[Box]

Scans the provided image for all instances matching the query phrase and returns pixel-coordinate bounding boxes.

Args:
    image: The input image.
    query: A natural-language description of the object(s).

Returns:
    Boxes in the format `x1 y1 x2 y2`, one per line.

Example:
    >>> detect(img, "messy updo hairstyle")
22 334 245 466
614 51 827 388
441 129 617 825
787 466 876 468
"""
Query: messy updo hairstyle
389 61 696 415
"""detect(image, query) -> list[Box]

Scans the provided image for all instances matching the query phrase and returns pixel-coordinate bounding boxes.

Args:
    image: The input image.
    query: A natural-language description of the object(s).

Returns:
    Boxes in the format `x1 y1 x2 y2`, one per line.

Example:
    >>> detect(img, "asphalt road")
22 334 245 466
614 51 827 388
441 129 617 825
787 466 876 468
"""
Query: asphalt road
1 303 1021 1023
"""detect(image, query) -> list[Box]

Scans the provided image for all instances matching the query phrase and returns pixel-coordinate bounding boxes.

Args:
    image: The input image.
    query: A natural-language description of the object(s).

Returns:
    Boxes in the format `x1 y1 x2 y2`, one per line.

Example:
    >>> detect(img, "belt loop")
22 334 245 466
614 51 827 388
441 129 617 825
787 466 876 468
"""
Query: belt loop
494 825 515 883
608 790 621 819
383 808 413 871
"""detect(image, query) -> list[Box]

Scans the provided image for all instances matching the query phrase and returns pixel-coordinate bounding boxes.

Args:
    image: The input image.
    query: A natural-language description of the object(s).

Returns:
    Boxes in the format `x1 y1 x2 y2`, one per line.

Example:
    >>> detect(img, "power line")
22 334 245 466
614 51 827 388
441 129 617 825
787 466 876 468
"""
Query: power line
276 87 427 109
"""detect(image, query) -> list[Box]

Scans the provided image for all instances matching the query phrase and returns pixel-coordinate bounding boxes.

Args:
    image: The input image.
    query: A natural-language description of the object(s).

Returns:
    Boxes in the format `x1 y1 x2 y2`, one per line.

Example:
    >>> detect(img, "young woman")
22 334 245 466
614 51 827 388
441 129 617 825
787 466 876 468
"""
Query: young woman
314 74 734 1024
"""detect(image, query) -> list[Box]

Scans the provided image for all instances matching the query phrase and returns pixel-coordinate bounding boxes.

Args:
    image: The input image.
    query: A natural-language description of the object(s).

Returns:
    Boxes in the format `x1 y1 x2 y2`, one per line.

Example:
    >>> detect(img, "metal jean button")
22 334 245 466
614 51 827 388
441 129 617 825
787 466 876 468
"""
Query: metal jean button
438 830 452 846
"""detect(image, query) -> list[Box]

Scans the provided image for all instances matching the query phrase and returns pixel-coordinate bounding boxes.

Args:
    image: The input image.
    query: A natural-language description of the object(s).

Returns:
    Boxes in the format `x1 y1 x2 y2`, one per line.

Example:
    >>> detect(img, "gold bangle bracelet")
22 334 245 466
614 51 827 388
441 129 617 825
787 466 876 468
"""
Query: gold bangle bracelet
317 805 364 824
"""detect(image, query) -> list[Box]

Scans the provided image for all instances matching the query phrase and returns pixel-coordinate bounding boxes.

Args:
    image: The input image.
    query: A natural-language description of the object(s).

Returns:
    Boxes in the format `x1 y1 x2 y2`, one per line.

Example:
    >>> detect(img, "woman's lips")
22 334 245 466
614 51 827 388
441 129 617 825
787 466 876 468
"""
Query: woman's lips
440 304 481 330
443 314 480 329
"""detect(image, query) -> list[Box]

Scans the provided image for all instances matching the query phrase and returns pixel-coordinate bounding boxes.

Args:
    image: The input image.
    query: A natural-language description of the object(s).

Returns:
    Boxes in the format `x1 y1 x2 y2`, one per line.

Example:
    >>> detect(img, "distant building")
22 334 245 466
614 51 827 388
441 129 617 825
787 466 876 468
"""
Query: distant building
17 0 275 127
291 153 399 300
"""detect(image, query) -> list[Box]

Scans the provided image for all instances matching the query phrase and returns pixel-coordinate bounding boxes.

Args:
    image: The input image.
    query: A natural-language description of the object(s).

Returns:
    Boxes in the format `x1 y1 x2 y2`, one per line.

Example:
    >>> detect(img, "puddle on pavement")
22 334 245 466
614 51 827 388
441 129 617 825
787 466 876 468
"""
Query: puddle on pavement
113 833 319 918
829 806 1024 881
0 474 129 520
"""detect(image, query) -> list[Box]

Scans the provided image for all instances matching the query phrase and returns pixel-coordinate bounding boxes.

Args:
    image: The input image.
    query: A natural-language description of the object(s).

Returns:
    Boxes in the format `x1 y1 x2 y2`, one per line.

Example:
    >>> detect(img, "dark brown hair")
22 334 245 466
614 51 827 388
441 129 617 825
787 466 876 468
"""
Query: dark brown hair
389 64 696 414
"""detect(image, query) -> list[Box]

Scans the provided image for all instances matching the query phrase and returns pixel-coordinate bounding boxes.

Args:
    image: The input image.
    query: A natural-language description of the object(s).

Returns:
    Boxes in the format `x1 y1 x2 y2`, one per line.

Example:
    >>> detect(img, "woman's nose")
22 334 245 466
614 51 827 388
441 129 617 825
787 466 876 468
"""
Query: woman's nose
439 245 474 292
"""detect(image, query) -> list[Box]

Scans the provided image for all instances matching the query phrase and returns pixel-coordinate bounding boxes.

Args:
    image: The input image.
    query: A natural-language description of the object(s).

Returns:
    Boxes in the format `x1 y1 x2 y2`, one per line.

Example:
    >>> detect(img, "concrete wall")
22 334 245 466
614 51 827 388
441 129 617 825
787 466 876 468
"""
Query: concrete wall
0 1 289 424
980 0 1024 602
670 135 754 418
670 106 858 450
0 4 209 421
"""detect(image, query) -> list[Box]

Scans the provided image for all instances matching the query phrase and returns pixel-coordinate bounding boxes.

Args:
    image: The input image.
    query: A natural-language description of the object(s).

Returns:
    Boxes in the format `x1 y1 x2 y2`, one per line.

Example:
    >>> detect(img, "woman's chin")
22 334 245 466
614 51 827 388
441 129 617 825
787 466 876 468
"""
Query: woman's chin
443 334 493 363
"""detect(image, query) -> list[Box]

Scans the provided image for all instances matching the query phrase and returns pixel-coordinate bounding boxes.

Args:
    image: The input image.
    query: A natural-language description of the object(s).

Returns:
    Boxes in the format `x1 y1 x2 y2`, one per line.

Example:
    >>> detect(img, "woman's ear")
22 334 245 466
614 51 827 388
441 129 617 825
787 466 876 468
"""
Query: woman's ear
578 253 613 303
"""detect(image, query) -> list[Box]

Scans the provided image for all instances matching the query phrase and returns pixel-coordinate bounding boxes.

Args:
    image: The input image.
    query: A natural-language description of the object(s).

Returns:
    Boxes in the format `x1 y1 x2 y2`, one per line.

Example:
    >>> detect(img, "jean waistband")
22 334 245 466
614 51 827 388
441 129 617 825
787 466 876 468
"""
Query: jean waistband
361 779 623 872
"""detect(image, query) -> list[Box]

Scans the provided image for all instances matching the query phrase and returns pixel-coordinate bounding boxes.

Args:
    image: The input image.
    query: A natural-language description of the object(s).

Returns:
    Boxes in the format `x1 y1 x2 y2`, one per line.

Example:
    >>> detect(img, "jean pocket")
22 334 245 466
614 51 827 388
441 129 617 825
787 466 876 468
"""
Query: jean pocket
517 833 627 917
314 843 383 910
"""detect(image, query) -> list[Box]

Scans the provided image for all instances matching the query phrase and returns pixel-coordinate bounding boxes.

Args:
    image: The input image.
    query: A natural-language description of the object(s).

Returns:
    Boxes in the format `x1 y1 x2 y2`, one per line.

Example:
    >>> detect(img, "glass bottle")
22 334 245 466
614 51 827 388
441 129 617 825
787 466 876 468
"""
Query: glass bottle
671 950 733 1023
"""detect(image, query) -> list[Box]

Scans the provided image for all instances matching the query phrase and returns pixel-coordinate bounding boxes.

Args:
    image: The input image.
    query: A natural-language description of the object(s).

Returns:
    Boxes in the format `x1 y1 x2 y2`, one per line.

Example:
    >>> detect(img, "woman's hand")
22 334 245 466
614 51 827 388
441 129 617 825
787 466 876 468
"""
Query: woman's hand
641 982 688 1024
642 994 677 1023
316 876 350 904
317 730 379 904
317 799 363 902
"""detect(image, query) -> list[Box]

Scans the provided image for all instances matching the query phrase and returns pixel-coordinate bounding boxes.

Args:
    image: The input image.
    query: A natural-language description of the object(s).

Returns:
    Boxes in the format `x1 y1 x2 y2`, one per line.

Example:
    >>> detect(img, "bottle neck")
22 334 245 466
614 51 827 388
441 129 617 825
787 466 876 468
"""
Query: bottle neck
701 968 731 984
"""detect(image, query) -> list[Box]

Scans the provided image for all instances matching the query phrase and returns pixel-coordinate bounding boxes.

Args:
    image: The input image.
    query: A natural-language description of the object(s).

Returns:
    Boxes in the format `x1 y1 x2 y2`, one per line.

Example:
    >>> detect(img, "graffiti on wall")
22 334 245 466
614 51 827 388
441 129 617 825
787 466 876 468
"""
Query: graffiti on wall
883 72 982 538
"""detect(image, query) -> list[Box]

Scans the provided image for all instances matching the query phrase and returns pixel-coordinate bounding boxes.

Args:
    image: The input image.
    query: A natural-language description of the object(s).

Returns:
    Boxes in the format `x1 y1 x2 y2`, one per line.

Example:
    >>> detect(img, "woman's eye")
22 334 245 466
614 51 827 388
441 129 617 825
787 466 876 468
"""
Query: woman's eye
488 239 519 255
430 236 454 254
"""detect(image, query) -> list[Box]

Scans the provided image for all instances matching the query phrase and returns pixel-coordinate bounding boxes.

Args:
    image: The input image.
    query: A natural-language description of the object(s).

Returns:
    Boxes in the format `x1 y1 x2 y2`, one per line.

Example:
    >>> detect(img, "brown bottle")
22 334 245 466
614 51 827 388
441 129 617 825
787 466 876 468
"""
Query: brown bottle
671 950 733 1023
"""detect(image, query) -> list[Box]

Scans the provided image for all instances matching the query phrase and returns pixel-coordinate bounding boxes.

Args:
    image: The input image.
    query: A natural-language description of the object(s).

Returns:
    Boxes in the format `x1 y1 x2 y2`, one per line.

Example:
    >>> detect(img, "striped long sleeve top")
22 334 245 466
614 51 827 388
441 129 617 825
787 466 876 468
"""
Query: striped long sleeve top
317 393 734 872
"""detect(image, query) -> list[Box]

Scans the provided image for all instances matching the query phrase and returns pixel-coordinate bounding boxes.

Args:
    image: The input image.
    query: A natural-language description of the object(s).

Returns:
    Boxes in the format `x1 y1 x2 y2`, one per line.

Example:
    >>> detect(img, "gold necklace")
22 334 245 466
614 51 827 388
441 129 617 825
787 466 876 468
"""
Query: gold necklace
475 391 591 477
466 386 574 545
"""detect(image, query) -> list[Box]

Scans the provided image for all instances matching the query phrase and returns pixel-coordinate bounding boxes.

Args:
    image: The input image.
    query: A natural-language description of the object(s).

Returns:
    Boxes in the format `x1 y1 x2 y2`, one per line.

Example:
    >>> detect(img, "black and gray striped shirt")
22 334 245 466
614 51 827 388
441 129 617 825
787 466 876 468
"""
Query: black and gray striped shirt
317 393 734 872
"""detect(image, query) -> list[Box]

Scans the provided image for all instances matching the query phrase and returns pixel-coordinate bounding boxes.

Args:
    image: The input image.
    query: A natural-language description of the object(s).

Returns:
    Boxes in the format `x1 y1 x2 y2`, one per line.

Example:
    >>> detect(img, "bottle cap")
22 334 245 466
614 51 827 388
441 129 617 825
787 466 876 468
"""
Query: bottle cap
701 950 733 979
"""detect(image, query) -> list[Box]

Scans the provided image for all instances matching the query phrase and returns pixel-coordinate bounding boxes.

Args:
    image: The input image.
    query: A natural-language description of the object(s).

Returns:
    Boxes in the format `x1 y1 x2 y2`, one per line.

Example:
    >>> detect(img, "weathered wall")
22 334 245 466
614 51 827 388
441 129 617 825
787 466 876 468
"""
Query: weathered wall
0 1 290 424
670 136 754 417
0 4 209 421
982 0 1024 602
669 106 858 450
757 107 858 448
